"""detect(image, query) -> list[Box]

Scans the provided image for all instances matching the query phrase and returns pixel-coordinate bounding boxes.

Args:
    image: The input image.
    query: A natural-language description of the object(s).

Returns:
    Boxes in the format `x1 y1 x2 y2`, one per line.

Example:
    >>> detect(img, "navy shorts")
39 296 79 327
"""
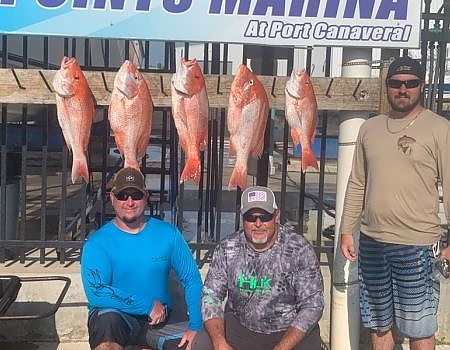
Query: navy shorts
358 233 440 338
87 308 189 350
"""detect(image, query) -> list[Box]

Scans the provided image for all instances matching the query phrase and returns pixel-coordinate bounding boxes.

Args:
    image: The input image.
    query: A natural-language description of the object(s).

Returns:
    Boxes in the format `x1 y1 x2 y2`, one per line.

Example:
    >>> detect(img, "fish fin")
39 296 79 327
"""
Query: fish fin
251 106 269 159
228 164 247 191
290 129 302 146
71 157 89 184
180 156 201 185
301 148 319 173
228 139 236 155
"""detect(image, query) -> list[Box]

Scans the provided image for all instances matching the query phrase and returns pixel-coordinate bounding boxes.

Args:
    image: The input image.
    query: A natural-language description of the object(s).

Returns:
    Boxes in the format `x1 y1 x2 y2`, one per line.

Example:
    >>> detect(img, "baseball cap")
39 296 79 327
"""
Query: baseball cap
386 56 425 80
111 167 146 194
240 186 278 214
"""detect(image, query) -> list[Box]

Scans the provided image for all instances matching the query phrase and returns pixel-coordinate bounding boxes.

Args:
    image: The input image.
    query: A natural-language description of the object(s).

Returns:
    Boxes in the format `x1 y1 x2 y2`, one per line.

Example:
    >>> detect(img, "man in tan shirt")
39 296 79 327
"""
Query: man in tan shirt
340 56 450 350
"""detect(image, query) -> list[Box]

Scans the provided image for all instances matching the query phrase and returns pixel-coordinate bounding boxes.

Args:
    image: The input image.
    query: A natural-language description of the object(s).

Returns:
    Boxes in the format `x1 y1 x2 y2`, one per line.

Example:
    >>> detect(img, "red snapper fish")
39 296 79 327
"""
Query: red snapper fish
227 64 269 190
285 69 318 172
52 56 95 184
171 58 209 184
108 60 153 170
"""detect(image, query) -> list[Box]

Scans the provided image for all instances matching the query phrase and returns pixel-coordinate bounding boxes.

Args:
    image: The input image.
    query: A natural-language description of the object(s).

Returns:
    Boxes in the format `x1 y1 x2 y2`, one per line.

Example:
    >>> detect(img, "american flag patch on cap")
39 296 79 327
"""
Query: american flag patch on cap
248 190 267 202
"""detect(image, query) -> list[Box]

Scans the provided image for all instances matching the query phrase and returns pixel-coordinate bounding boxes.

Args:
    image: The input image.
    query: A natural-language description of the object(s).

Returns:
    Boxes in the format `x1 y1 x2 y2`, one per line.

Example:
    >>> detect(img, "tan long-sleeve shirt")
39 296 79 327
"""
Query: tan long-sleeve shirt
340 109 450 245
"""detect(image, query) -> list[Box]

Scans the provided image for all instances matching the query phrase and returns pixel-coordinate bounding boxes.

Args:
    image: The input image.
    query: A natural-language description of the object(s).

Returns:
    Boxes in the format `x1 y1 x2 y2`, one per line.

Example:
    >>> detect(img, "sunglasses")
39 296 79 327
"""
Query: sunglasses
114 191 145 201
243 212 274 223
387 79 422 89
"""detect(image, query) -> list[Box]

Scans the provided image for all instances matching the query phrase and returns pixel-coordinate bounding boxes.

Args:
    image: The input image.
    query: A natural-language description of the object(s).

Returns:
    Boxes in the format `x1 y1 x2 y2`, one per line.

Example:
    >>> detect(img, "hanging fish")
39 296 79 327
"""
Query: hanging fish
108 60 153 170
53 56 95 184
227 64 269 190
171 58 209 184
285 68 318 172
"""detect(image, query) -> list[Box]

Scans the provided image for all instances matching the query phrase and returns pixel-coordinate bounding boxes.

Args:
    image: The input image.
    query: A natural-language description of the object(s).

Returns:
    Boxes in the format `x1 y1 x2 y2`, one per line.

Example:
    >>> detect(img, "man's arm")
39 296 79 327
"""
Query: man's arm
283 237 323 348
339 129 367 259
170 228 203 331
204 317 233 350
438 121 450 261
80 240 153 315
202 243 232 348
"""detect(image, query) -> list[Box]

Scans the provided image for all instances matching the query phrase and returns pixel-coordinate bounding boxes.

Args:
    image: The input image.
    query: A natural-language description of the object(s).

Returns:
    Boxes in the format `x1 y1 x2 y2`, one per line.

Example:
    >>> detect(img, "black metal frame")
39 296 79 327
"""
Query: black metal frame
0 275 71 320
0 1 449 267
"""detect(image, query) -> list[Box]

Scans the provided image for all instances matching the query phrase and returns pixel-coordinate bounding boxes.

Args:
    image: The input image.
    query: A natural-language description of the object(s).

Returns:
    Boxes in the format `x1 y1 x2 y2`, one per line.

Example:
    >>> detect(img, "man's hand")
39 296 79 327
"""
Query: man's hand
178 330 197 350
149 300 167 326
340 234 357 262
440 246 450 261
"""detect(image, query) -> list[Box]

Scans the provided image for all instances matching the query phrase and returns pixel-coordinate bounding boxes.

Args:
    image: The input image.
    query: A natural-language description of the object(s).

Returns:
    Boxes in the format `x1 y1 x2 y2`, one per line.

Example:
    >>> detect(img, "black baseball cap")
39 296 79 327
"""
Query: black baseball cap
387 56 425 80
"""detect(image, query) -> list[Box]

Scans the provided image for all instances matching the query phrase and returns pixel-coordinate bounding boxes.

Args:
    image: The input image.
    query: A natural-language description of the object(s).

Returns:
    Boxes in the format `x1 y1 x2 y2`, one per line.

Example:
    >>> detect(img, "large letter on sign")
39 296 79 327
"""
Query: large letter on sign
163 0 192 13
38 0 66 7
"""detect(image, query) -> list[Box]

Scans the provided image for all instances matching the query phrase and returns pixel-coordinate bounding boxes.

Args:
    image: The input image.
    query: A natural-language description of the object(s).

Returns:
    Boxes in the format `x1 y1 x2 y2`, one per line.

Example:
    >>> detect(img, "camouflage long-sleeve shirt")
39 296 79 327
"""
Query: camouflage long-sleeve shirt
202 225 324 334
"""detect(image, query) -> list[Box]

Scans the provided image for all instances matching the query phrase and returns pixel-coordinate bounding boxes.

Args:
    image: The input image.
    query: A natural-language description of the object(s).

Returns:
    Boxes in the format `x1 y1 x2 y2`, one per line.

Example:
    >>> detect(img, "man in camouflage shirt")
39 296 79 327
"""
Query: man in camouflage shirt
191 186 324 350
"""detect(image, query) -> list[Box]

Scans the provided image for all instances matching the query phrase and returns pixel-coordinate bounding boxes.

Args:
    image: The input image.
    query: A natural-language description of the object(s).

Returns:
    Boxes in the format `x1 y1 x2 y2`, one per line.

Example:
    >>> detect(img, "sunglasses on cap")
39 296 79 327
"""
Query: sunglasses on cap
114 190 145 201
387 79 422 89
243 212 274 223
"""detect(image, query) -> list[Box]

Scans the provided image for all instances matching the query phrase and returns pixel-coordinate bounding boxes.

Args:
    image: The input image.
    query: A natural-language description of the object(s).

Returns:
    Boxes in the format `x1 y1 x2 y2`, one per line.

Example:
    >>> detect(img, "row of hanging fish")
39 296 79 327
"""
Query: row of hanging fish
52 56 319 190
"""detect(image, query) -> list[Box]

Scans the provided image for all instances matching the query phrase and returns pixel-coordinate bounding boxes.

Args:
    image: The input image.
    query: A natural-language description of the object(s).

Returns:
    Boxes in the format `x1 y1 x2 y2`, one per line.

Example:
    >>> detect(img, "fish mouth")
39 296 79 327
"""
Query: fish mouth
171 79 190 97
117 86 136 99
285 87 301 99
55 90 75 98
61 57 77 69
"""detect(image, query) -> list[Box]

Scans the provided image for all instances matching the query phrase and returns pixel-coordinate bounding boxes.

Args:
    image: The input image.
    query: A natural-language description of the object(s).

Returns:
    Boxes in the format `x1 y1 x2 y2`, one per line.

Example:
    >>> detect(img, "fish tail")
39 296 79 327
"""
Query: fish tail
71 156 89 184
180 156 201 185
301 148 319 173
228 164 247 191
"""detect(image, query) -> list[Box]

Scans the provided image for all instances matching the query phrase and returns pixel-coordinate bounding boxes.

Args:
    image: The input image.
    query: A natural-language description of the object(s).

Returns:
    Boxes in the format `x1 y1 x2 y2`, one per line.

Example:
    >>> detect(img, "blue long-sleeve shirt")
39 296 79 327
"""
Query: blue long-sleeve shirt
80 217 203 331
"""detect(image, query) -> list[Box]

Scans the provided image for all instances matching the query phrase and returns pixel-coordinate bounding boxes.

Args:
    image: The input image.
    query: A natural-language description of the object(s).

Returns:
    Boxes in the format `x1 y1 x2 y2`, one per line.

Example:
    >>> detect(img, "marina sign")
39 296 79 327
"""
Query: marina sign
0 0 422 48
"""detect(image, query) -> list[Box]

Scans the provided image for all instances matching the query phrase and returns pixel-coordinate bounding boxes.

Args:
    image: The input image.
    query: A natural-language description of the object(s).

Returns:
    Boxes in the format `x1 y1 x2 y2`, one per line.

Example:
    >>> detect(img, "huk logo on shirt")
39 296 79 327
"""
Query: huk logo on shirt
237 274 272 293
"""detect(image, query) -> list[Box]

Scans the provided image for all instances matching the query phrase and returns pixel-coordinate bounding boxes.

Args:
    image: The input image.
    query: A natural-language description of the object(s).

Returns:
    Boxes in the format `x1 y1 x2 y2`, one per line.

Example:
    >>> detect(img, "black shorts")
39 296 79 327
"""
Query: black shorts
191 313 323 350
87 307 189 350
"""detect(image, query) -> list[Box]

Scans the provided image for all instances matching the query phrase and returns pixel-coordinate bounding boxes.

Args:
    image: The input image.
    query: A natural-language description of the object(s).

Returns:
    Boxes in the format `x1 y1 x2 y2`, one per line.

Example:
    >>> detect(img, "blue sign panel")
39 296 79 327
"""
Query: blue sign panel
0 0 422 48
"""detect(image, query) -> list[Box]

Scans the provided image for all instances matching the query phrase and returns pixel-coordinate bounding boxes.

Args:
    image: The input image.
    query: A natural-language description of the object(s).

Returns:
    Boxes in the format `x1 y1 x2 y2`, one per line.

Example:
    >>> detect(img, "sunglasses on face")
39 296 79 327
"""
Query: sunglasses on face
114 191 145 201
387 79 422 89
243 212 274 223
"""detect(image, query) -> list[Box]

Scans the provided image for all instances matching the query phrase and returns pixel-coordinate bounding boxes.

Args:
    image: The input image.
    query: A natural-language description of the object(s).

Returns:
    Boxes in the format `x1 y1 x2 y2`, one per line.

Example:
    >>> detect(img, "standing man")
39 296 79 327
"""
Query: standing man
81 167 202 350
192 186 324 350
340 56 450 350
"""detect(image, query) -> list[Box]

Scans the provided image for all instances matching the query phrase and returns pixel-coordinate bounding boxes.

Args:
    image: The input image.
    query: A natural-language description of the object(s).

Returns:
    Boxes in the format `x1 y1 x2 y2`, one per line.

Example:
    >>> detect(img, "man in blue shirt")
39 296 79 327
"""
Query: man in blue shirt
81 167 202 350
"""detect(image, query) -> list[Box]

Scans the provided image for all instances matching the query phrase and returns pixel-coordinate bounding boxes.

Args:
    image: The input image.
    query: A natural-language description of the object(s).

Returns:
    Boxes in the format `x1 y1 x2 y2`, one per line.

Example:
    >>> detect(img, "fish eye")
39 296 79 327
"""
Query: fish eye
249 80 254 86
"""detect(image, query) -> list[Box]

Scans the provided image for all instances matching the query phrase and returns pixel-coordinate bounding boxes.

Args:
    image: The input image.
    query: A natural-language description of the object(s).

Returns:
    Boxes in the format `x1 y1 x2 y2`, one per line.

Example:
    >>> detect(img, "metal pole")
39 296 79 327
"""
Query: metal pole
331 47 372 350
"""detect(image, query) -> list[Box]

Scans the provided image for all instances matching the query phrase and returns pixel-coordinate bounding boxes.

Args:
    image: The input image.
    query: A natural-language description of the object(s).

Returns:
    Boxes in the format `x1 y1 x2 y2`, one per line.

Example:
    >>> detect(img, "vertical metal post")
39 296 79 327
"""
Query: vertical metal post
331 47 372 350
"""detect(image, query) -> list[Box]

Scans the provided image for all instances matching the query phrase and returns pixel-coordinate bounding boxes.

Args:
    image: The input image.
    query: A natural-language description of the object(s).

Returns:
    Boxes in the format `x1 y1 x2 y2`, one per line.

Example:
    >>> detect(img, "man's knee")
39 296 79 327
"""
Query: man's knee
88 309 139 349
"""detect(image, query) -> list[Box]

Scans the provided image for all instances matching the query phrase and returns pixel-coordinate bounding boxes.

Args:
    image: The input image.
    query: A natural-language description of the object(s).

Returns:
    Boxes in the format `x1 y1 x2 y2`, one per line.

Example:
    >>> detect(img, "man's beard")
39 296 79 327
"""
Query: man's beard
388 93 421 113
250 232 268 244
120 214 140 224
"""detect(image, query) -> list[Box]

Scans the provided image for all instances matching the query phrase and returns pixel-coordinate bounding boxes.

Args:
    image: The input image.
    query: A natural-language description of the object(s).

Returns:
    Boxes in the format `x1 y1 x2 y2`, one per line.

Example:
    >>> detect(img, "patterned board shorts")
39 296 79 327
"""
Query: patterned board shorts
358 233 440 338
